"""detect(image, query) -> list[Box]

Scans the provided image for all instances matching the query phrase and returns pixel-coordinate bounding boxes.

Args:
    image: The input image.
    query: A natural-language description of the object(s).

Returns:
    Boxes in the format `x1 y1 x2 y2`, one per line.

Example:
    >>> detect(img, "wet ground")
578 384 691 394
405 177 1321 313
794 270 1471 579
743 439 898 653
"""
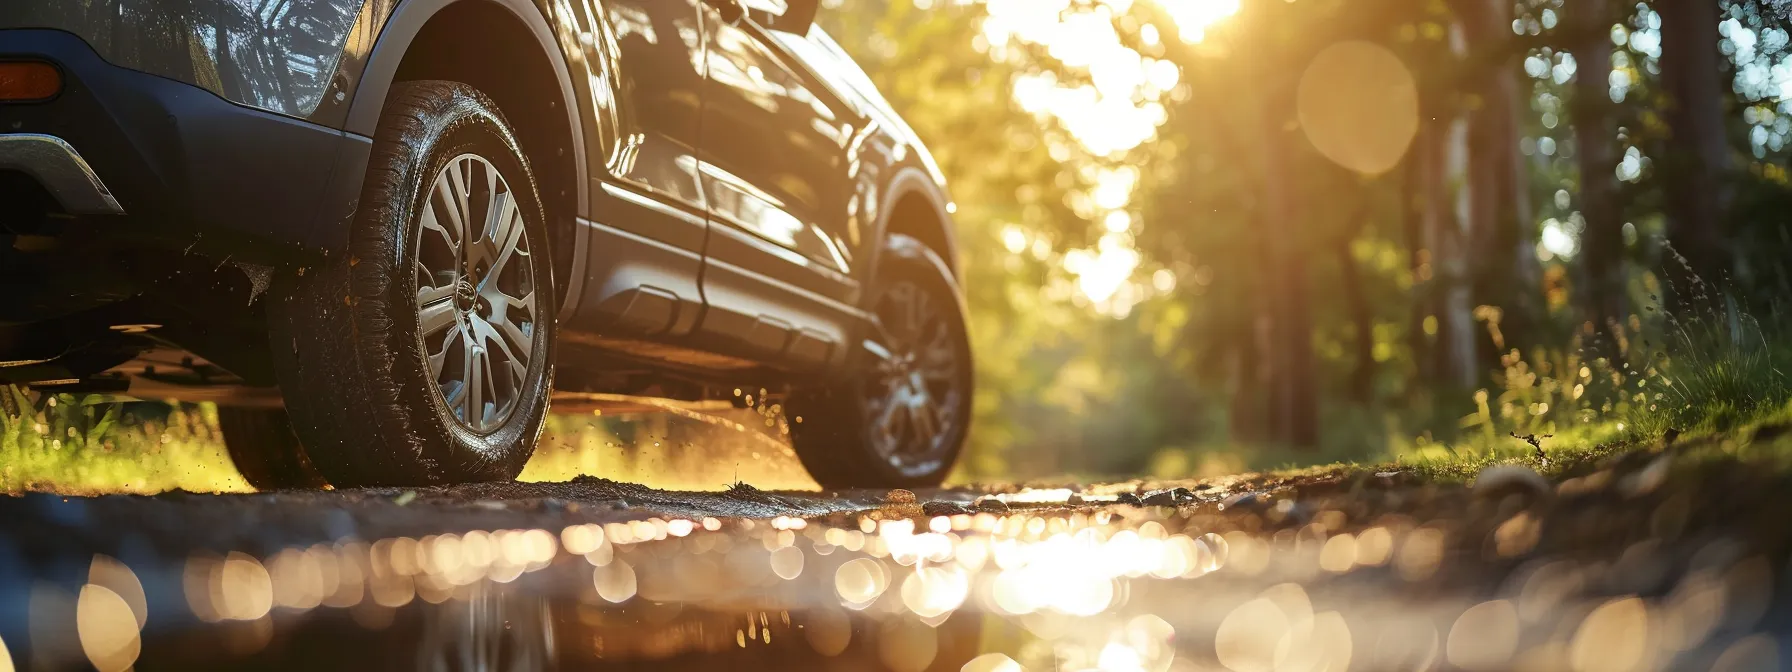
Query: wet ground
3 441 1792 671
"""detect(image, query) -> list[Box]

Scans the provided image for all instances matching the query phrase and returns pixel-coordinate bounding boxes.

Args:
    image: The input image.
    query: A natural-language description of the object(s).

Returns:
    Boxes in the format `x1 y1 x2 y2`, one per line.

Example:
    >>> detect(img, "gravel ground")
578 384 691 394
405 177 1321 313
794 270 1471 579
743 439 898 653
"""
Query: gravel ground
3 438 1790 671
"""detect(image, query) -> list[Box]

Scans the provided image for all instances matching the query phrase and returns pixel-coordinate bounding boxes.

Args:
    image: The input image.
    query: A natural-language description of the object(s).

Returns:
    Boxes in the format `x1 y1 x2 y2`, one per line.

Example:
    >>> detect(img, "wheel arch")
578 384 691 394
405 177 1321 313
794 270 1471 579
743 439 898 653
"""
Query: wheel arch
873 168 961 286
345 0 590 317
877 233 968 331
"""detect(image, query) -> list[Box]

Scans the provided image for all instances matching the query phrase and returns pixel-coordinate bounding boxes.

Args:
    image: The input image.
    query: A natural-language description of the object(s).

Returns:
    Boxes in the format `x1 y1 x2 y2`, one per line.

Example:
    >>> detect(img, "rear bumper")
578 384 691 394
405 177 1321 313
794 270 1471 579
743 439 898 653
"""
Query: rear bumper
0 133 123 214
0 29 368 263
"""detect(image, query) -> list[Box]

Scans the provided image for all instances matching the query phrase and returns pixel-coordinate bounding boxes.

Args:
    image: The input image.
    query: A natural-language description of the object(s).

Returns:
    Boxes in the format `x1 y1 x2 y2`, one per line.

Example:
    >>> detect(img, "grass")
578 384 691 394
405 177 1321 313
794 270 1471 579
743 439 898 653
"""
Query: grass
0 389 819 495
1141 277 1792 488
0 388 248 494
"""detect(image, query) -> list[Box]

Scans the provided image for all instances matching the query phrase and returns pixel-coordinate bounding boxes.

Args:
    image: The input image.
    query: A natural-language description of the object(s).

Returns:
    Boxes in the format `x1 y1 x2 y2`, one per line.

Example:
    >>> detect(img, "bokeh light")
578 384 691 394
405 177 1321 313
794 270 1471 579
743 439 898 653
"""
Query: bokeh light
1296 40 1420 176
75 584 139 672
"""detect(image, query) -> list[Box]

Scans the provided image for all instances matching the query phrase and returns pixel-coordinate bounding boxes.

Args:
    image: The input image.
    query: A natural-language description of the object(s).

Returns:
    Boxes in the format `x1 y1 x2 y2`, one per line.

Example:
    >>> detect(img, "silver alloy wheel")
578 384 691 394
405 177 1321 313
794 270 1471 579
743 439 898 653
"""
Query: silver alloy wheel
863 280 965 476
414 153 539 433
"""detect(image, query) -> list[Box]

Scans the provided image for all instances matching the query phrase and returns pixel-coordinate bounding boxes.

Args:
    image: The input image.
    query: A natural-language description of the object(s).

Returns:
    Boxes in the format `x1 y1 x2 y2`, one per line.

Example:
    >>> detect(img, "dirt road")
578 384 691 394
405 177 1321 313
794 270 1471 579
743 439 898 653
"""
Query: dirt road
3 443 1791 671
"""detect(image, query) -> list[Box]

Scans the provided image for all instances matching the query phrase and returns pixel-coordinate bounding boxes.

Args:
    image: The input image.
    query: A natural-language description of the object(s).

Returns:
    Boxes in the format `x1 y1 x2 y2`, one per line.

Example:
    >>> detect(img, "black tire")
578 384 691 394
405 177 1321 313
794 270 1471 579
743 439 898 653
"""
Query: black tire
267 81 556 486
788 239 973 489
215 406 327 490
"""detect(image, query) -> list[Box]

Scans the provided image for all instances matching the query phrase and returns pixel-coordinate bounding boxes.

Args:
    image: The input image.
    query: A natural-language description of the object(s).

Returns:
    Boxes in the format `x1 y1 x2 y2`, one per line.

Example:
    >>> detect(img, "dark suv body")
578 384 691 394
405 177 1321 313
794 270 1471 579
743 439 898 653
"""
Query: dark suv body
0 0 973 489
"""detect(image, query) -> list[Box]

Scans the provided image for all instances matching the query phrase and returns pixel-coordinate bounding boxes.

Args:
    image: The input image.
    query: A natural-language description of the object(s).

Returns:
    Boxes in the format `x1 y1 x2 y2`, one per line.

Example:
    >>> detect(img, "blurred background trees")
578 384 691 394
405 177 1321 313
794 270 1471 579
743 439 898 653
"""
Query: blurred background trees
820 0 1792 480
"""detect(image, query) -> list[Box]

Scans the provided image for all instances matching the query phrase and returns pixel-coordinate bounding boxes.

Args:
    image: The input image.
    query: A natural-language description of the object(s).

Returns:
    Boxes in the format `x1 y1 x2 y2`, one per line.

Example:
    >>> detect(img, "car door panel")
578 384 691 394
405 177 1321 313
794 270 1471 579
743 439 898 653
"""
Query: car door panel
698 16 857 275
698 246 853 368
698 162 858 301
595 0 709 219
558 0 711 340
688 7 866 368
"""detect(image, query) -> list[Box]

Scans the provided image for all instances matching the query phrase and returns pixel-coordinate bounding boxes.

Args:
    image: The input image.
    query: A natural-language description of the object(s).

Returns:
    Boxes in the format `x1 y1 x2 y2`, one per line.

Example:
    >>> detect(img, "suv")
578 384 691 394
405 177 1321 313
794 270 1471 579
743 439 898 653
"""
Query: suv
0 0 972 489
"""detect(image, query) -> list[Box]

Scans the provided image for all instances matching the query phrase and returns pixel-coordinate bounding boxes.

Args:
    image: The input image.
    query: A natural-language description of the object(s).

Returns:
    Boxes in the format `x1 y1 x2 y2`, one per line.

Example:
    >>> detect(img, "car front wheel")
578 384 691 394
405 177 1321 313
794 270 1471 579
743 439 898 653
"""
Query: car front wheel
266 81 556 487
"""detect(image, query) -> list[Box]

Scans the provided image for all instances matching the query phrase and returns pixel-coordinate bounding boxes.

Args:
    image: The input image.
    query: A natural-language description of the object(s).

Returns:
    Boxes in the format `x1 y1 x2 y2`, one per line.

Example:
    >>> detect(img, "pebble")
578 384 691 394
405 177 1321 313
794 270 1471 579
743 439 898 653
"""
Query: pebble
1268 498 1312 524
922 501 972 517
1621 454 1673 497
973 497 1009 514
1472 464 1552 499
1142 491 1177 507
1221 492 1261 511
1142 488 1193 507
879 489 923 518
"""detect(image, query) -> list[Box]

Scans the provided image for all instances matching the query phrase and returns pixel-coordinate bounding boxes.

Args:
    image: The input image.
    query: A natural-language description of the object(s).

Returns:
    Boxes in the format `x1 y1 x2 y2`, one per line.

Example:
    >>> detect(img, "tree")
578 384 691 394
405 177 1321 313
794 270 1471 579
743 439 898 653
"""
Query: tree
1456 0 1542 355
1658 0 1734 288
1570 0 1625 328
1257 80 1320 447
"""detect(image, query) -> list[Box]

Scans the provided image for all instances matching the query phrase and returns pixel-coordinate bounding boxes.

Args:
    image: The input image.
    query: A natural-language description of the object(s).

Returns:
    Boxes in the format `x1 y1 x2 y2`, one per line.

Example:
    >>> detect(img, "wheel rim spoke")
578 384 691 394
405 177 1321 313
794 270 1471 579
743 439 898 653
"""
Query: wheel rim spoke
494 319 532 373
419 206 460 258
427 322 461 380
908 398 941 452
918 324 958 387
464 331 485 425
483 194 525 283
861 279 964 474
414 153 538 433
466 191 508 275
472 317 529 384
871 396 903 455
418 294 458 336
434 169 467 245
910 289 930 335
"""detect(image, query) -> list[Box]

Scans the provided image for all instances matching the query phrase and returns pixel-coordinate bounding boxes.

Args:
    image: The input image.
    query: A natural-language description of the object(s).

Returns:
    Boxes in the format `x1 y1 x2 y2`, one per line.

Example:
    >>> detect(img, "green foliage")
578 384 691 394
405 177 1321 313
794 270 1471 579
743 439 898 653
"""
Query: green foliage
814 0 1792 481
1626 299 1792 438
0 387 248 494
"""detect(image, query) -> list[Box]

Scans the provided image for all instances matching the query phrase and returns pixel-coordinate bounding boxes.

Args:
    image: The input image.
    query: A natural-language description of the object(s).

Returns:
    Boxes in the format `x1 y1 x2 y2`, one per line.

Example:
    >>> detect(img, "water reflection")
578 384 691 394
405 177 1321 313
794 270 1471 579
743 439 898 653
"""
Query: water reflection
75 583 138 672
6 473 1790 671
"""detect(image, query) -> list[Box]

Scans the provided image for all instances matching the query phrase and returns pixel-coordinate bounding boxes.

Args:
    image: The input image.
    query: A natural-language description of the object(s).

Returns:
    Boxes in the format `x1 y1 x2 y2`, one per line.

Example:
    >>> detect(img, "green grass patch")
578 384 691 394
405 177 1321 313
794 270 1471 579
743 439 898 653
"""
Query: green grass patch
0 390 248 494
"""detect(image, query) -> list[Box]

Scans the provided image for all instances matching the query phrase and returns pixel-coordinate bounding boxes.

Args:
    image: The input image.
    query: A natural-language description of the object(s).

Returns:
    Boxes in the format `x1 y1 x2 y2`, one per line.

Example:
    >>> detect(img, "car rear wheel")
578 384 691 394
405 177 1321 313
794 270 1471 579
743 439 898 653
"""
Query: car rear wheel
789 239 973 489
215 406 326 491
266 81 556 487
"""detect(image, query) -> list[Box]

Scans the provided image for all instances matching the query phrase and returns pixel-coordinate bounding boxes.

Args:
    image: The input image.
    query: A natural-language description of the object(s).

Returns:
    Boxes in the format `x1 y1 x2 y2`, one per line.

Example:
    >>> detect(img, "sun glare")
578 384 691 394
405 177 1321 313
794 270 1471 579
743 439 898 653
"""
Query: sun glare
1162 0 1242 43
981 0 1238 314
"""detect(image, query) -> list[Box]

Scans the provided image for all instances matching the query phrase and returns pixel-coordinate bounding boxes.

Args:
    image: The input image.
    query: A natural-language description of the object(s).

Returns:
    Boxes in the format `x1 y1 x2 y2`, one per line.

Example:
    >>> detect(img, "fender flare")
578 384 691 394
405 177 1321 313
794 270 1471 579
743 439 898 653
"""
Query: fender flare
342 0 591 316
879 233 966 315
871 167 961 284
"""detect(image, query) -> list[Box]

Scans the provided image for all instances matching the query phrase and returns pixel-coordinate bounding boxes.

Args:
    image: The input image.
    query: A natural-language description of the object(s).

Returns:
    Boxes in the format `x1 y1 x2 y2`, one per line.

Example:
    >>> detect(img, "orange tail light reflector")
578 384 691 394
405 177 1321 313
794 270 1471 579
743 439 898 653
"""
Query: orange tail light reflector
0 62 62 102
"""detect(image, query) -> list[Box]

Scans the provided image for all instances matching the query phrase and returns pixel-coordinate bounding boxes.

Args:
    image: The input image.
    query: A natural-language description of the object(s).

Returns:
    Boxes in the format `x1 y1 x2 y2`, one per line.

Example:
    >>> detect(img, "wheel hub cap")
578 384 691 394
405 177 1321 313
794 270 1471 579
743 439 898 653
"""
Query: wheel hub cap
413 154 540 433
863 281 964 476
453 279 479 311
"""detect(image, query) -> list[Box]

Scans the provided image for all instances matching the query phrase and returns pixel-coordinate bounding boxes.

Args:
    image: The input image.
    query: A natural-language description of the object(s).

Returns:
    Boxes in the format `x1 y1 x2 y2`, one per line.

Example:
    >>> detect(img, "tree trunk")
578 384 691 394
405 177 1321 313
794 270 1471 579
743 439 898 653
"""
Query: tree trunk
1500 65 1541 340
1441 115 1480 389
1402 142 1434 387
1228 331 1268 443
1571 0 1625 329
1258 91 1319 448
1458 0 1539 355
1338 207 1376 400
1658 0 1733 288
